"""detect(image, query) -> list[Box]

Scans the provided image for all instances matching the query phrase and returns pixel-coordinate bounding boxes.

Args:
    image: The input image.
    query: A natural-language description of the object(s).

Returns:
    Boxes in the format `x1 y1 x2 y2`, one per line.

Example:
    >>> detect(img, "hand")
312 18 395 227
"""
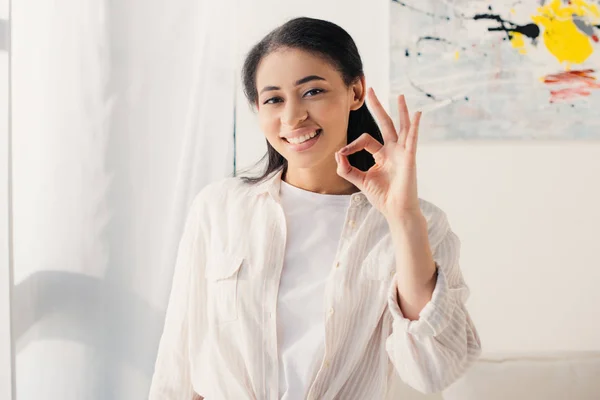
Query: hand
335 88 422 220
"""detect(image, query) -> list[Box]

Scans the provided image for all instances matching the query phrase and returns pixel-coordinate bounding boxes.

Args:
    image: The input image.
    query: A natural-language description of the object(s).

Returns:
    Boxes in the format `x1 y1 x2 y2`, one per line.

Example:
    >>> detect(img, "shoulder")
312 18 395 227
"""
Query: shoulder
418 198 453 244
418 198 447 223
191 176 254 209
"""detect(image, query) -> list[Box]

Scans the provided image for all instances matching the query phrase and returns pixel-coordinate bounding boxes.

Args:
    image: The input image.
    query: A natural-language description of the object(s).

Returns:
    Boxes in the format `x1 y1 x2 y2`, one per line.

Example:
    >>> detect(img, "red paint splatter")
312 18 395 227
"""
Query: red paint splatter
592 35 599 43
543 69 600 103
549 87 592 102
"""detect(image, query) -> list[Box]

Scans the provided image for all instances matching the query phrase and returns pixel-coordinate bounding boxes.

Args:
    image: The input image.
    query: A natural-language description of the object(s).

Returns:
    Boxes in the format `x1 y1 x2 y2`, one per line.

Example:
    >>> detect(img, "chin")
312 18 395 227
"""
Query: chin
285 153 330 169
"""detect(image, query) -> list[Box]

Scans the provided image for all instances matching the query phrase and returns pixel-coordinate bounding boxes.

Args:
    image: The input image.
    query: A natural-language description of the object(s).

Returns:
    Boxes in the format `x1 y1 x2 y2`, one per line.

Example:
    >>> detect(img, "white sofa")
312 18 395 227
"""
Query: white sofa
388 352 600 400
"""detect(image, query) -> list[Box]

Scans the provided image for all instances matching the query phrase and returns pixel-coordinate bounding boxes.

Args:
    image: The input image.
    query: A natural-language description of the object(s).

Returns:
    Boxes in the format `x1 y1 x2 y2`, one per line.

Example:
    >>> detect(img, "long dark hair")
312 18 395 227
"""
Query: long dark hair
238 17 383 184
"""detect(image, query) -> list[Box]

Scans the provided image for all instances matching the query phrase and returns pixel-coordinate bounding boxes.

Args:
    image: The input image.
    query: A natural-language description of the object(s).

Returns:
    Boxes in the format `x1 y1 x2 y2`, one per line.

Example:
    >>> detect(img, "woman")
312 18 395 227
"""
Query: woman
149 17 481 400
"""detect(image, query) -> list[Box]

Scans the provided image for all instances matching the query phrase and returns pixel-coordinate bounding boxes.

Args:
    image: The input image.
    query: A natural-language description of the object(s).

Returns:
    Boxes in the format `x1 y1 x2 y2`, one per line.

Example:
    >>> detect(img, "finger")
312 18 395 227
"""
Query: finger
338 133 384 156
335 151 366 190
405 111 422 156
367 88 398 144
398 94 411 146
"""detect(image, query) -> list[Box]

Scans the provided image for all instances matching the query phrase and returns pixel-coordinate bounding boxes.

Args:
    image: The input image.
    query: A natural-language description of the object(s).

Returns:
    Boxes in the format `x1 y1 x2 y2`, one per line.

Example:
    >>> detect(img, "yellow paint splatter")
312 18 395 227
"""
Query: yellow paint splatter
531 0 600 66
454 50 460 60
510 32 528 54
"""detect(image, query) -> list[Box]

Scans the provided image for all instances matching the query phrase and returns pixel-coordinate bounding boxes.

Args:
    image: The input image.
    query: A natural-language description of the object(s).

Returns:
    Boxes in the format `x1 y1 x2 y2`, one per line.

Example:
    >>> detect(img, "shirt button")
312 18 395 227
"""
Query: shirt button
328 308 334 315
348 220 355 228
324 359 330 368
353 196 362 204
335 261 340 268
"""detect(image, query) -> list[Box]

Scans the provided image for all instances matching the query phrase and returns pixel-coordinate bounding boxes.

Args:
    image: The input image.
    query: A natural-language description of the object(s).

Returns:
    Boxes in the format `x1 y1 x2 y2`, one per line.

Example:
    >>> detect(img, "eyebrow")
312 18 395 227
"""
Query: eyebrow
259 75 327 95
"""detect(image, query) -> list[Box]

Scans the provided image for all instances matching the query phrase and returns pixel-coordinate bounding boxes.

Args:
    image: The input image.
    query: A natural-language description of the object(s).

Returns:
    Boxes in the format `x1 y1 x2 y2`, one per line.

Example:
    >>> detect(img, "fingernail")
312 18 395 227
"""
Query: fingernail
335 152 339 163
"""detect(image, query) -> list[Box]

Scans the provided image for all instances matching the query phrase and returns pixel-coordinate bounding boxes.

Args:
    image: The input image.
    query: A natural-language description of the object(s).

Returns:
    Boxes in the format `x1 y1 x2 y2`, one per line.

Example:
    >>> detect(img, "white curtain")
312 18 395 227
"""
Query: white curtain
1 0 11 398
10 0 236 398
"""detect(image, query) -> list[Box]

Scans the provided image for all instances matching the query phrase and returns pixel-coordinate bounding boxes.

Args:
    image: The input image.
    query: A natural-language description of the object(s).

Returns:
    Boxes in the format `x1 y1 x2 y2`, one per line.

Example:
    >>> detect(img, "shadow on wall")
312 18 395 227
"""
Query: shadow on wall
0 19 8 52
13 271 165 395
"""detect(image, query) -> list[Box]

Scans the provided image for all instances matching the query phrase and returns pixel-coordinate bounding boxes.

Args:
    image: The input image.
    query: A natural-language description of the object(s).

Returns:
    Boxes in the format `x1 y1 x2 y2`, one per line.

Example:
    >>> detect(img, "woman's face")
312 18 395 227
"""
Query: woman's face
255 48 364 170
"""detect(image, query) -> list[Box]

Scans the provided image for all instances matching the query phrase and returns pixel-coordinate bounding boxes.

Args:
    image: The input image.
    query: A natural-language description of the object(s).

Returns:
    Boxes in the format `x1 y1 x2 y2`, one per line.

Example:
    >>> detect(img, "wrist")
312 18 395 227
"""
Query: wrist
386 210 427 232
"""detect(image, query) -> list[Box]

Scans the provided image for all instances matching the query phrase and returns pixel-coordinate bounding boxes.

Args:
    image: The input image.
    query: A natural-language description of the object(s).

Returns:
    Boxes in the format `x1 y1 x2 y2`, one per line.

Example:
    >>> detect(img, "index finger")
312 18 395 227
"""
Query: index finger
366 87 399 144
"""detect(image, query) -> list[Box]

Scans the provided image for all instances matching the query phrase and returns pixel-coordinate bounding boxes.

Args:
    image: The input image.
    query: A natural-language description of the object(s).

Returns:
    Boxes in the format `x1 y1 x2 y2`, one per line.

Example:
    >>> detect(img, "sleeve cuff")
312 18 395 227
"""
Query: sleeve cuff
387 264 457 338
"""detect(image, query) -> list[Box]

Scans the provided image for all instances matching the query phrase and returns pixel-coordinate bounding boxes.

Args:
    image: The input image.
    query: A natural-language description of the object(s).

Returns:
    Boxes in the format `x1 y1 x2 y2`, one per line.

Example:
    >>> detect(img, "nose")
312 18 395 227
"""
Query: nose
281 100 308 127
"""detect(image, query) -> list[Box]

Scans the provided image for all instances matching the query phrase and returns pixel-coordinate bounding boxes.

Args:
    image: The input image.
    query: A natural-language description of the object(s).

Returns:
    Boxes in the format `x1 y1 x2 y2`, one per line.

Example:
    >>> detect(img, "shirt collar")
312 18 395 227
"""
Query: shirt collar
248 168 285 201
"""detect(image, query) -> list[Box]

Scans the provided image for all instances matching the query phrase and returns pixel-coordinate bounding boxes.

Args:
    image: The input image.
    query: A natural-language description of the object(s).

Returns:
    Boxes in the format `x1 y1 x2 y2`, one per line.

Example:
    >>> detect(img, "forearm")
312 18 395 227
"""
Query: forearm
385 209 482 393
387 211 437 320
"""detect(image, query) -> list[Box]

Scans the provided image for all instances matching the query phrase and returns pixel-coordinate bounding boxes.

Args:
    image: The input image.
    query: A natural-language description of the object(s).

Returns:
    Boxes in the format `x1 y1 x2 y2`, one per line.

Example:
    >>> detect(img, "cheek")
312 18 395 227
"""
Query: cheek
258 110 285 150
310 100 348 131
258 110 279 135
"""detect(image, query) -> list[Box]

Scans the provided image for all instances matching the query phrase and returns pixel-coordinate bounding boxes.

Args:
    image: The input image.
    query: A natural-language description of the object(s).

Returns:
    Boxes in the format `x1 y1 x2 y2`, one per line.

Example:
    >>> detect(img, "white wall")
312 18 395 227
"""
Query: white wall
0 0 12 397
235 0 600 354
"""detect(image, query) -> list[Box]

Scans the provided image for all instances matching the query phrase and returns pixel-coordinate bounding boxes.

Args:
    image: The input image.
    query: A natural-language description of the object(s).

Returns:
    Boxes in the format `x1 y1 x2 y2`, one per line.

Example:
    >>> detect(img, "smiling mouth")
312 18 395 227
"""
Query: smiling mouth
283 129 323 144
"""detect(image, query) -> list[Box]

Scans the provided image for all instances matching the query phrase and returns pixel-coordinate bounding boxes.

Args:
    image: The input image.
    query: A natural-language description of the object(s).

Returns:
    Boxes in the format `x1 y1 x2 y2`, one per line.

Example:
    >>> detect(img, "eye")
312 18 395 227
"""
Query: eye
264 97 283 105
304 88 324 97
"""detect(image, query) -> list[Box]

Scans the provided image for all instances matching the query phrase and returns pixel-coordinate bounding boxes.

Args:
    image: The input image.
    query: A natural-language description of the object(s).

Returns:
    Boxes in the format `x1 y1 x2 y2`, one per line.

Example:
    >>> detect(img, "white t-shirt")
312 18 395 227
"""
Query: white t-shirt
277 179 352 399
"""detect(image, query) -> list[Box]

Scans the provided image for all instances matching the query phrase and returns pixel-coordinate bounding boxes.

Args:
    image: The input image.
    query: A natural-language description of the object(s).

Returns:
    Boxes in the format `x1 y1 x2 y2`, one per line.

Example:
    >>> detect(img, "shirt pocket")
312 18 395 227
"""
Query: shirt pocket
205 250 244 323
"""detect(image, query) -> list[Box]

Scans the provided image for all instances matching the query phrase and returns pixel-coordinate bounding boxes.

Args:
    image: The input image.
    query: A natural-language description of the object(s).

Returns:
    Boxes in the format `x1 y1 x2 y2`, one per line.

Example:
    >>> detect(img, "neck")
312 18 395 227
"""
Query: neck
282 160 359 195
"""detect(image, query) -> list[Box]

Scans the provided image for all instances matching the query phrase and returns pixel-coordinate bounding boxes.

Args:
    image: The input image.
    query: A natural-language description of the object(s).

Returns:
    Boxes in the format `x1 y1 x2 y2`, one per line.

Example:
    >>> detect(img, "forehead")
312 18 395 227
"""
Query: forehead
256 48 342 88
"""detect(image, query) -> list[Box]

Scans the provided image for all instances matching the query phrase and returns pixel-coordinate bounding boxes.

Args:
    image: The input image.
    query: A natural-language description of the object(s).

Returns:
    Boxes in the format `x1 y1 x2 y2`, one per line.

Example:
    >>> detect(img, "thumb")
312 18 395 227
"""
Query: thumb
335 151 365 190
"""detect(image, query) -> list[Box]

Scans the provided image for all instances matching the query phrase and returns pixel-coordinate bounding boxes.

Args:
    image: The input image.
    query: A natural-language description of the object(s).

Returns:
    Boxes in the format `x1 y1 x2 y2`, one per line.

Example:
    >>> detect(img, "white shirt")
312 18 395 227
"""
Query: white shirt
149 168 482 400
277 179 352 399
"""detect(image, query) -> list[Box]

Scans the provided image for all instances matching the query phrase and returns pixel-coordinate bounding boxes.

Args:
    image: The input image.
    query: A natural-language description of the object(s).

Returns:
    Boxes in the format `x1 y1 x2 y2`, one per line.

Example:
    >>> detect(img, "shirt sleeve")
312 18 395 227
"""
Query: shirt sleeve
148 193 207 399
385 204 482 394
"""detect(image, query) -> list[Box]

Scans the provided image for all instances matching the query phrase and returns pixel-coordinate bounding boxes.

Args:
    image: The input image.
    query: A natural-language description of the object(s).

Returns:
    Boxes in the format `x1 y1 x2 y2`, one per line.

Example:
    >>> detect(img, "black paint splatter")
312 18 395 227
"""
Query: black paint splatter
405 37 467 58
417 36 468 52
473 14 540 42
419 36 446 43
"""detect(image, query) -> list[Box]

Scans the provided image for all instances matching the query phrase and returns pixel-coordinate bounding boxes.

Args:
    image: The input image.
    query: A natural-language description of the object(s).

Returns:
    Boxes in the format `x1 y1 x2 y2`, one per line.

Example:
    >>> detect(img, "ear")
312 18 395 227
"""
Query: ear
349 76 366 111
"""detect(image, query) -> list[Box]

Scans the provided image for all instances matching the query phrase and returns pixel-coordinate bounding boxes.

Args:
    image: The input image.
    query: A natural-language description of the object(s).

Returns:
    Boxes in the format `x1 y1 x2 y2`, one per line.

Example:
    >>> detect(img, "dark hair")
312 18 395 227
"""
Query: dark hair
237 17 383 184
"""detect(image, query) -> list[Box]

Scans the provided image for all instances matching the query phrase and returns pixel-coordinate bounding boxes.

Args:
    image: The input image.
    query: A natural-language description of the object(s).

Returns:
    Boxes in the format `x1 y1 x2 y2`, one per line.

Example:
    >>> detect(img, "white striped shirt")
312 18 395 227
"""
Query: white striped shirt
149 168 482 399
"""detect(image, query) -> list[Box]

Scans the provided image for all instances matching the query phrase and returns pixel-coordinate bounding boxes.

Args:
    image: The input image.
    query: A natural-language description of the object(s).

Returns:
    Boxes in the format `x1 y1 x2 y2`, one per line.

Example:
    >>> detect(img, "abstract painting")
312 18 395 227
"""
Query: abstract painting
390 0 600 140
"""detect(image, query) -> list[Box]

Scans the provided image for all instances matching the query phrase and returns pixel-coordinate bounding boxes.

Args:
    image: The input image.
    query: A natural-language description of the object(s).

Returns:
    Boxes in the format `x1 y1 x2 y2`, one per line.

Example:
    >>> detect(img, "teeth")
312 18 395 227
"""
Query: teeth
288 130 319 144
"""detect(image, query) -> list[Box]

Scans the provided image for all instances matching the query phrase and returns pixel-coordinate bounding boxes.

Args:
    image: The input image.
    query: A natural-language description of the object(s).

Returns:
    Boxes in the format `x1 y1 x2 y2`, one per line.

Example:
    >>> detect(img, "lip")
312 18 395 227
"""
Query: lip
283 129 322 152
280 126 322 140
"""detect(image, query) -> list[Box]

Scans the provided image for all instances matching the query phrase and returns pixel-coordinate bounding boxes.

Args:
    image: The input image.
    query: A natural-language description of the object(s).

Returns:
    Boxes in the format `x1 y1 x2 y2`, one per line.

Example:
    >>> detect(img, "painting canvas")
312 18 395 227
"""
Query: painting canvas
389 0 600 140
